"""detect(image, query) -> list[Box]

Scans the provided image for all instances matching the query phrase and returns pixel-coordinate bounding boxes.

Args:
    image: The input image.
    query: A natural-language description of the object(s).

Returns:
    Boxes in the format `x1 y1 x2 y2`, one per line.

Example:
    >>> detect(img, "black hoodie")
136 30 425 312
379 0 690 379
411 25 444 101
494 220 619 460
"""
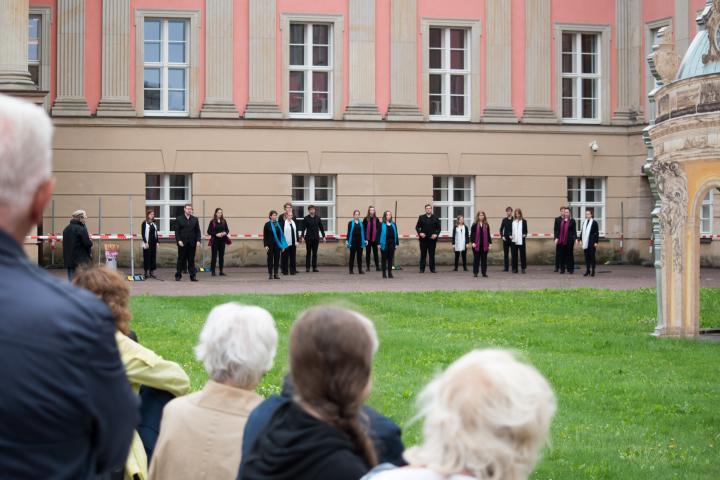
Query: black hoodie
242 401 369 480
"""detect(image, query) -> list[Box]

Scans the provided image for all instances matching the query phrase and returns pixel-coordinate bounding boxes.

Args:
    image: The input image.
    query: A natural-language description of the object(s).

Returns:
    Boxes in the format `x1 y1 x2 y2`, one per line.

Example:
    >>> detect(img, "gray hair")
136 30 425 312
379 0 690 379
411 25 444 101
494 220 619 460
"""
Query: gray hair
404 349 557 480
0 94 53 211
194 303 279 389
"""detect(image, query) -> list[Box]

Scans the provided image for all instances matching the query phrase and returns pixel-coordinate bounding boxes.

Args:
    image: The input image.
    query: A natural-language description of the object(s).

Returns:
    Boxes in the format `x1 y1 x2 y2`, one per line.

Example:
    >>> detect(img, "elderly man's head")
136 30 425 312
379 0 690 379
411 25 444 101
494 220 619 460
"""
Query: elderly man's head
0 94 54 243
195 303 279 390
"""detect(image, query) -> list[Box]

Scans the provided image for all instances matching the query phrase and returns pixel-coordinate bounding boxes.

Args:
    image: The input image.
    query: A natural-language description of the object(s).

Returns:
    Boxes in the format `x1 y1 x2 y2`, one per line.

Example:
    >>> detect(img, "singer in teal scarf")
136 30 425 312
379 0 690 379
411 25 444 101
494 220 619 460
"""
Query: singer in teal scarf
270 220 288 250
347 219 365 249
379 221 398 251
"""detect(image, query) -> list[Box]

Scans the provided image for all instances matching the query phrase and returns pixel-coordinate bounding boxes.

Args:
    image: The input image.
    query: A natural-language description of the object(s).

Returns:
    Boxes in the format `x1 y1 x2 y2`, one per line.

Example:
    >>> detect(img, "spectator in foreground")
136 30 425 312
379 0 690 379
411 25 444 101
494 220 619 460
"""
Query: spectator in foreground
363 349 557 480
74 266 191 480
0 93 138 479
62 208 93 280
150 304 279 480
242 306 380 480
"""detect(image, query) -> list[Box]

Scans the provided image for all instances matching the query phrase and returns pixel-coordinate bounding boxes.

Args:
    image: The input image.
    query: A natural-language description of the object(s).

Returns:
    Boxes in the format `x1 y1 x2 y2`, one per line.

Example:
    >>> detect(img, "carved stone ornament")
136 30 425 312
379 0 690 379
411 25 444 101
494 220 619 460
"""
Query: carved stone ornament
702 0 720 64
648 25 681 85
650 160 688 273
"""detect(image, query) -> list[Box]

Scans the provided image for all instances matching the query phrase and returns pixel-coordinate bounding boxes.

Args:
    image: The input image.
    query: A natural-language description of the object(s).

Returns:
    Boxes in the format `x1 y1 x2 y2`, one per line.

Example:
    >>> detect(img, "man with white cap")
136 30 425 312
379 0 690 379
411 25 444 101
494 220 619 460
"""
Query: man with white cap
62 208 93 280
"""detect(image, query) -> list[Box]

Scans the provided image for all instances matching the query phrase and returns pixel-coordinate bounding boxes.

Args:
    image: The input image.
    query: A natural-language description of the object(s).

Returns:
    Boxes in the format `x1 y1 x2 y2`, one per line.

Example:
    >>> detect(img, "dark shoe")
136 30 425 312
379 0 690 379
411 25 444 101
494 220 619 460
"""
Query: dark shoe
306 268 310 272
274 274 280 279
419 269 425 273
521 269 526 274
430 269 436 273
388 272 394 278
313 268 320 272
190 276 198 282
143 273 148 280
359 270 365 275
568 271 574 275
453 268 458 272
591 271 595 277
290 272 296 276
383 272 387 278
149 272 157 279
473 274 478 277
512 270 518 274
349 271 354 275
503 268 509 272
175 274 181 281
584 271 590 277
483 273 488 277
219 272 226 276
463 267 468 272
560 270 565 274
554 268 559 272
211 271 216 277
269 274 273 280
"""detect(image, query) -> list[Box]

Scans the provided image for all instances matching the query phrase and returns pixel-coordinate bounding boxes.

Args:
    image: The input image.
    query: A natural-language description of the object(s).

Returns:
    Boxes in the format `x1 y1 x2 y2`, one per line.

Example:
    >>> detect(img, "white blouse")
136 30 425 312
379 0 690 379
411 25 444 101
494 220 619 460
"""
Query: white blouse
283 219 296 245
512 219 524 245
454 225 467 252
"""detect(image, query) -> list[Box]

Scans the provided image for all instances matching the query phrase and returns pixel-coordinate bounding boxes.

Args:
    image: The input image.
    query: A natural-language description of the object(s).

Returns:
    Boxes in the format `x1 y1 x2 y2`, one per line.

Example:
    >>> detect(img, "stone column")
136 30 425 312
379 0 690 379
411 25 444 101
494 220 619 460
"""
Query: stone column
201 0 239 118
52 0 90 116
97 0 135 117
675 0 690 58
0 0 36 91
521 0 556 123
612 0 641 124
344 0 381 120
386 0 422 121
483 0 516 122
245 0 281 118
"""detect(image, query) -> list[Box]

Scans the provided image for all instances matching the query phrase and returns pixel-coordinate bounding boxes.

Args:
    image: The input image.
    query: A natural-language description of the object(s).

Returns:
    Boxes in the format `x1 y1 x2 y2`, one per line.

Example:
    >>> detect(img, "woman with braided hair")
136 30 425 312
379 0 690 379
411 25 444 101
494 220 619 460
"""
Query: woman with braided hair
242 306 378 480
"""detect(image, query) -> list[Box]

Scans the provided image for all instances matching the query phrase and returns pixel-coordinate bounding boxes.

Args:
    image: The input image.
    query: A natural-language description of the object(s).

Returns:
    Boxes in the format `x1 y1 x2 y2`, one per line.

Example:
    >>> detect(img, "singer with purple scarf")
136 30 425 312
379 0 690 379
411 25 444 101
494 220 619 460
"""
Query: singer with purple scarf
470 211 492 278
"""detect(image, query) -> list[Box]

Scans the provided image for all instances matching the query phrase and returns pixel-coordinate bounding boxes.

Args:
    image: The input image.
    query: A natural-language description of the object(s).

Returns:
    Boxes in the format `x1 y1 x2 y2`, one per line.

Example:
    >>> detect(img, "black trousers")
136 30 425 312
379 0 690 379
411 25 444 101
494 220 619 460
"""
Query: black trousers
349 245 363 273
381 247 395 274
454 250 467 270
366 241 380 270
176 242 197 277
503 239 511 270
419 238 437 271
511 243 526 272
281 245 297 274
143 245 157 273
210 241 225 273
555 244 562 270
305 239 319 269
473 249 488 276
584 246 596 273
267 247 281 275
559 244 574 273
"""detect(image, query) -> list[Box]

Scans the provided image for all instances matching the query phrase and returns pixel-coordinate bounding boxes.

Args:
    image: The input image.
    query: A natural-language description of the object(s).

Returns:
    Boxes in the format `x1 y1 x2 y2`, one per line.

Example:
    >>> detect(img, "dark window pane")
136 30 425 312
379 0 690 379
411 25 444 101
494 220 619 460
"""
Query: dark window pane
582 98 596 118
562 33 573 53
292 189 305 201
433 176 442 189
429 28 442 48
450 96 464 116
289 71 304 91
454 177 466 189
144 89 160 110
313 25 329 45
290 45 304 65
429 74 442 94
581 34 597 54
429 95 442 115
290 24 305 44
144 68 161 88
562 98 573 118
581 53 596 74
292 176 306 188
312 46 329 66
450 50 464 69
289 92 304 113
450 75 464 94
562 53 573 73
146 188 161 201
312 92 328 113
170 188 187 200
315 189 329 201
450 29 465 49
170 175 187 187
562 78 574 98
315 176 329 188
168 20 186 42
28 65 39 86
313 71 328 91
146 174 161 187
429 49 441 69
144 19 161 41
582 78 596 99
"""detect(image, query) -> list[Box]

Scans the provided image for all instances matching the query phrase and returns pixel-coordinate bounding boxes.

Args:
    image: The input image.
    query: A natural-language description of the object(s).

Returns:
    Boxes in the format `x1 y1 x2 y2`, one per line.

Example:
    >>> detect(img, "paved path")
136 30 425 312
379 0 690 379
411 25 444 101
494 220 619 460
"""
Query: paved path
52 265 720 296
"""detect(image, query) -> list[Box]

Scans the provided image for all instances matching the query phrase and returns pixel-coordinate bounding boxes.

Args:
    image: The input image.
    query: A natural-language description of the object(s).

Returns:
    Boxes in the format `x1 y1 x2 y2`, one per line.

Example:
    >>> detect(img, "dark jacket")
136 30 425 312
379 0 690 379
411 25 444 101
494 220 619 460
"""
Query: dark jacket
62 219 92 269
579 218 600 248
499 217 513 241
0 229 138 479
175 214 201 245
300 214 325 241
415 214 441 240
553 216 562 239
242 401 370 480
263 221 285 250
347 220 365 249
557 218 577 245
141 220 159 247
207 219 231 247
512 219 528 243
363 216 381 243
278 217 299 247
470 222 493 250
453 224 470 246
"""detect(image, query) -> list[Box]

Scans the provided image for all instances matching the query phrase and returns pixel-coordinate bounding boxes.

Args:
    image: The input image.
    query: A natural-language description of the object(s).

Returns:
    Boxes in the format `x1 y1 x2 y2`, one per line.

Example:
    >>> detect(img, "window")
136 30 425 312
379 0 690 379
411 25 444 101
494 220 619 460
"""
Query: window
701 192 713 235
28 15 41 86
567 177 606 234
561 33 600 122
291 175 336 233
288 23 332 117
433 176 474 233
428 27 470 120
145 174 192 233
143 18 189 116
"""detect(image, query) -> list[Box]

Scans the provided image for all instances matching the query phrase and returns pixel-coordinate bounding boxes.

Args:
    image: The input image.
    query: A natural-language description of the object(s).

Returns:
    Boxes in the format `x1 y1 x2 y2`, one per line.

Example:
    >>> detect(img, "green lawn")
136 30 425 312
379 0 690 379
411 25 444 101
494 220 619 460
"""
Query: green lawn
131 289 720 479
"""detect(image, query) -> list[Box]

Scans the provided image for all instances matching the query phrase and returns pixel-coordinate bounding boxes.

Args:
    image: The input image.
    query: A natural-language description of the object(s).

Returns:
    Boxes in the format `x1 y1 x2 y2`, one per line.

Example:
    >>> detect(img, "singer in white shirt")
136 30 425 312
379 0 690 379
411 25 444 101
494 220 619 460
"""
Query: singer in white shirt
578 209 599 277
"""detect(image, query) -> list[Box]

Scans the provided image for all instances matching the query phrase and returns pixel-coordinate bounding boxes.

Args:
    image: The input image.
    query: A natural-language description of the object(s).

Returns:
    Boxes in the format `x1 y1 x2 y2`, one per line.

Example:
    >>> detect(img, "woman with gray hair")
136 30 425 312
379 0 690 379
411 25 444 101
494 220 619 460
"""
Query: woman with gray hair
149 303 279 480
364 349 556 480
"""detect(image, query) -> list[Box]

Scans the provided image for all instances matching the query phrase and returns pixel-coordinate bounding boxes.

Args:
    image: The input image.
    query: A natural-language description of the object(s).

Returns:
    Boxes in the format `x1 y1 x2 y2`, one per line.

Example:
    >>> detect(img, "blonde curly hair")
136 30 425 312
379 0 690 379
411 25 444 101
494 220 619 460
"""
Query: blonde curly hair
73 266 132 335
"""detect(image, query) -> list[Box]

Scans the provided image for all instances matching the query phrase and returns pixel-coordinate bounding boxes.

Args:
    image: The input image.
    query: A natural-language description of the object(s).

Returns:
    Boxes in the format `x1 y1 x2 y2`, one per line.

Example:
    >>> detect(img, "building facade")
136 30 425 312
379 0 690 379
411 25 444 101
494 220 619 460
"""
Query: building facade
1 0 718 266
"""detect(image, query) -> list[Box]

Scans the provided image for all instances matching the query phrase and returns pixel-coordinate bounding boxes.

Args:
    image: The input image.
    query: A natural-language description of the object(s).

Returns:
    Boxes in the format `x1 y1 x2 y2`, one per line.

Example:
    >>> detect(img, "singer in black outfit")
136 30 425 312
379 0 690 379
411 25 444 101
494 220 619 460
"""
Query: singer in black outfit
279 211 299 275
578 209 599 277
499 206 513 272
263 210 286 280
207 207 230 276
141 210 159 279
363 206 382 272
415 204 441 273
175 203 201 282
346 209 366 274
470 211 492 278
552 206 564 272
300 205 325 272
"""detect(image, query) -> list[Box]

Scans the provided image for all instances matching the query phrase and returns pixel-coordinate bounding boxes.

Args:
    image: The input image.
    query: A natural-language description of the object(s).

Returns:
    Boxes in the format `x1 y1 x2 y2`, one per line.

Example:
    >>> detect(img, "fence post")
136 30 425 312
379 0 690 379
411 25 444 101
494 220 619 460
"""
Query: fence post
202 199 206 270
98 197 103 266
51 199 56 266
129 195 135 277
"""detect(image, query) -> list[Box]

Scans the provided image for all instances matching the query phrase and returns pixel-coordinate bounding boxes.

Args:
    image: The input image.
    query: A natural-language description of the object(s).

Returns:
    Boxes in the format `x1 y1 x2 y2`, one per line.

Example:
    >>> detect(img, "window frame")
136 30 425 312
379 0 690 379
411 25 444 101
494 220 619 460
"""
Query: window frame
145 174 192 234
28 7 51 110
432 176 475 234
427 27 471 121
142 18 190 117
701 191 714 236
288 23 334 118
567 177 607 236
291 175 337 234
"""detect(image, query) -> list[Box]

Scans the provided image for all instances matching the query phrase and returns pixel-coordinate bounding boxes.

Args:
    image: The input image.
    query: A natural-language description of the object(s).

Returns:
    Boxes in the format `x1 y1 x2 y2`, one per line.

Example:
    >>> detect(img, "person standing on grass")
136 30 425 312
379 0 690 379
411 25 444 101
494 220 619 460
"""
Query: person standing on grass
499 206 513 272
364 206 382 272
379 211 399 279
279 209 299 276
552 205 564 272
416 204 441 273
470 211 492 278
556 207 576 274
578 209 599 277
175 203 201 282
62 209 92 281
208 207 231 277
347 209 367 274
264 211 287 280
142 210 159 279
452 214 470 272
511 208 528 274
300 205 326 272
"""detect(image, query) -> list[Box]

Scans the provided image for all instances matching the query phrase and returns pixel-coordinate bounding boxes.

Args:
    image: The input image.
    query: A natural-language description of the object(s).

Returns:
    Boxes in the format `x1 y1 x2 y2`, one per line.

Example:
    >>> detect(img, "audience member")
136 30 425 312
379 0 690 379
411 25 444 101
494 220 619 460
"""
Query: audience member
62 209 93 280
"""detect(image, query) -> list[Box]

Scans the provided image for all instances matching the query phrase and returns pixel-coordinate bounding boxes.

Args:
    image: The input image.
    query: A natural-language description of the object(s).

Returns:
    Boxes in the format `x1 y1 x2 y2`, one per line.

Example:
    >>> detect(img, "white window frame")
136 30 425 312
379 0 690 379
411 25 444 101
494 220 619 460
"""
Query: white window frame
701 191 713 235
567 177 606 236
281 14 343 120
291 175 337 234
135 9 200 117
427 27 470 121
432 176 475 234
145 174 192 234
560 32 601 123
421 18 481 122
288 23 333 118
555 24 610 125
645 18 672 122
142 18 189 116
29 7 51 111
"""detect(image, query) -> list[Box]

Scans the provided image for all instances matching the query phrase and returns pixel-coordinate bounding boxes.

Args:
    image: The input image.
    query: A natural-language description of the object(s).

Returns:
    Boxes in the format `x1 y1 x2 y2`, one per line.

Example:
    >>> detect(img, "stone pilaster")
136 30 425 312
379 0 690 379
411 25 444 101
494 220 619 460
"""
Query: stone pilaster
52 0 90 116
521 0 556 123
675 0 690 58
386 0 422 121
97 0 135 117
0 0 36 91
483 0 516 122
201 0 239 118
245 0 281 118
344 0 381 120
612 0 641 124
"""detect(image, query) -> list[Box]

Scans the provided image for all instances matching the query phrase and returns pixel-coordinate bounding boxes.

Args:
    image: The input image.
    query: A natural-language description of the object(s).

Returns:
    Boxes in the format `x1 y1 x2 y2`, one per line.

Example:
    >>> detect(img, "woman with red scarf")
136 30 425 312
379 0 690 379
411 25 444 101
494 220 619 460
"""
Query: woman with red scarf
470 211 492 278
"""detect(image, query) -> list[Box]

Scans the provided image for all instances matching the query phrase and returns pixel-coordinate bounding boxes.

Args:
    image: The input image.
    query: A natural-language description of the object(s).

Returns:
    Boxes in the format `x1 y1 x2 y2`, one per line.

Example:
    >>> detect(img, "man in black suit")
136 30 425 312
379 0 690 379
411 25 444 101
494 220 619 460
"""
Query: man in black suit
300 205 326 272
175 203 201 282
556 207 577 274
552 206 564 272
499 206 513 272
415 204 441 273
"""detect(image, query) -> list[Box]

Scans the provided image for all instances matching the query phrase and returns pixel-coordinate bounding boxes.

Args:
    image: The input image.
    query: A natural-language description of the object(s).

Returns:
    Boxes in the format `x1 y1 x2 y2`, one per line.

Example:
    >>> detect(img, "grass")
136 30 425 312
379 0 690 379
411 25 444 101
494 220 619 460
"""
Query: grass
131 289 720 479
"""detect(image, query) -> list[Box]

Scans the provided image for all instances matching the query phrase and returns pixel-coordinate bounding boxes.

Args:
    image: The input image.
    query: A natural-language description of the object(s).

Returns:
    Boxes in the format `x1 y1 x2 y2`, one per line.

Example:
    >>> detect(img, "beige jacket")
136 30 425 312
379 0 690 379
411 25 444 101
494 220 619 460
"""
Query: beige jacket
148 380 263 480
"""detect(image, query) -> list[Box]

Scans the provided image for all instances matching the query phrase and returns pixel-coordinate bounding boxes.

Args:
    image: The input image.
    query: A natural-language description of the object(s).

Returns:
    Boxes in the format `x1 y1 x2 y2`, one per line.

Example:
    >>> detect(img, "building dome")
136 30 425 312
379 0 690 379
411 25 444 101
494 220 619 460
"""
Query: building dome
676 0 720 80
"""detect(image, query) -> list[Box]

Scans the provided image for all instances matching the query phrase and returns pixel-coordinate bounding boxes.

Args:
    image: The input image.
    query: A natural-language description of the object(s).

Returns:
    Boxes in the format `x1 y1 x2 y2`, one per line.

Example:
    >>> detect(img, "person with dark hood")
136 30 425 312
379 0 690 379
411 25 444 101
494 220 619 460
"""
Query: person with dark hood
63 209 92 280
